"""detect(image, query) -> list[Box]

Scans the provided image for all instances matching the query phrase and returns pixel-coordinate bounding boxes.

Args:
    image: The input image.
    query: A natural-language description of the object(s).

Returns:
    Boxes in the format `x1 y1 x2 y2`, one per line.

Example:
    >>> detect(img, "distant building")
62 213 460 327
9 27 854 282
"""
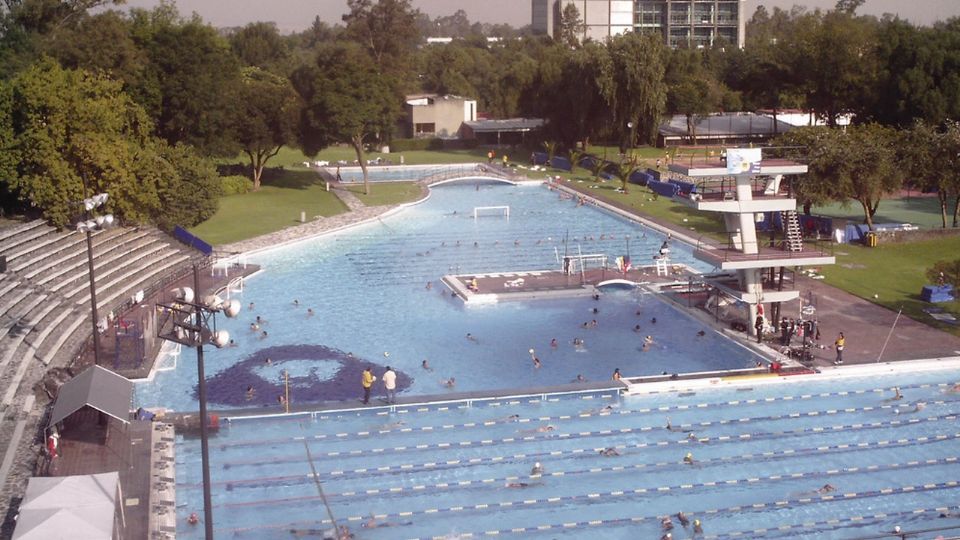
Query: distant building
460 118 545 145
756 109 853 128
404 94 478 139
658 112 796 147
532 0 746 49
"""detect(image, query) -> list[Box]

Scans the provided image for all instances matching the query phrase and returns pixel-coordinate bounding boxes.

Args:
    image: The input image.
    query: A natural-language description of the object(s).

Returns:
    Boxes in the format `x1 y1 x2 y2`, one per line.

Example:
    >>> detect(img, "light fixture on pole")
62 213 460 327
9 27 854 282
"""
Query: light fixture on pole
156 265 241 540
77 193 114 366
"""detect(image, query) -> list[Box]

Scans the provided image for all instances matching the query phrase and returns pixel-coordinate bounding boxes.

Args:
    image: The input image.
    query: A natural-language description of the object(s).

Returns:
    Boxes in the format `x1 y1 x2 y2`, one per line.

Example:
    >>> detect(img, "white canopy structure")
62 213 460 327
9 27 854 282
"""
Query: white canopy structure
13 472 122 540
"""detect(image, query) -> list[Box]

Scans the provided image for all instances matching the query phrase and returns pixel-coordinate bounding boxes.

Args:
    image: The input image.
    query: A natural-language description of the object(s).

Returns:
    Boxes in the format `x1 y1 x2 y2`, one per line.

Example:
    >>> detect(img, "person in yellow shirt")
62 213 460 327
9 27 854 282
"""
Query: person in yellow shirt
362 367 377 404
834 332 845 365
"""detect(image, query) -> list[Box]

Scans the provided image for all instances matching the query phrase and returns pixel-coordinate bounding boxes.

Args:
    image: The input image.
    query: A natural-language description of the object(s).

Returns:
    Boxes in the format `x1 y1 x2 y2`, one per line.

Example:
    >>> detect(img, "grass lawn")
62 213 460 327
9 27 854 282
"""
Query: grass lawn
812 195 953 230
819 236 960 336
189 170 348 246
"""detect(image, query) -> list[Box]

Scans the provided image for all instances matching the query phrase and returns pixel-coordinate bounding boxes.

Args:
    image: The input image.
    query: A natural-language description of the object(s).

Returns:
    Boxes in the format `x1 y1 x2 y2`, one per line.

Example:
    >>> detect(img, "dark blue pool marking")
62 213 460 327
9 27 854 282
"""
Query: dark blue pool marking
200 344 411 406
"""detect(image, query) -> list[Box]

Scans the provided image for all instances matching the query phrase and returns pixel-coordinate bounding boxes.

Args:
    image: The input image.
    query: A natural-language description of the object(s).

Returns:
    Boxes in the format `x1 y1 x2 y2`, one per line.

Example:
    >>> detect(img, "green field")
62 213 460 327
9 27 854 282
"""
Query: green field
812 195 952 230
189 169 348 246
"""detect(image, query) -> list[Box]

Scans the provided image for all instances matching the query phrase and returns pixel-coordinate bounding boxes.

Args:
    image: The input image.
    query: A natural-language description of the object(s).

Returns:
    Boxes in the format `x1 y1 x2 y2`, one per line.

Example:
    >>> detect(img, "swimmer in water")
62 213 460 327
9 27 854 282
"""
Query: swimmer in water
676 512 690 527
421 359 433 371
442 377 456 388
531 462 544 475
599 447 620 457
505 481 543 489
683 452 695 464
518 424 555 435
466 333 479 343
818 484 836 493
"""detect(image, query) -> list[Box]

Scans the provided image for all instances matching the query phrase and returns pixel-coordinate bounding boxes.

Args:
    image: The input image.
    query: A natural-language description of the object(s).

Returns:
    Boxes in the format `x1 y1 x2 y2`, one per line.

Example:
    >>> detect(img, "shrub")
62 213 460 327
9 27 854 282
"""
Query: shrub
221 175 253 196
926 259 960 289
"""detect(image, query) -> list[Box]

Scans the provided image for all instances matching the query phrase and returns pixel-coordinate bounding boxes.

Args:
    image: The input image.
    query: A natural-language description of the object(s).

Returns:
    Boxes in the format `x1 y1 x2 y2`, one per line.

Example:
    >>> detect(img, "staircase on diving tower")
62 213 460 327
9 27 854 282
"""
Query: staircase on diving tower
781 210 804 252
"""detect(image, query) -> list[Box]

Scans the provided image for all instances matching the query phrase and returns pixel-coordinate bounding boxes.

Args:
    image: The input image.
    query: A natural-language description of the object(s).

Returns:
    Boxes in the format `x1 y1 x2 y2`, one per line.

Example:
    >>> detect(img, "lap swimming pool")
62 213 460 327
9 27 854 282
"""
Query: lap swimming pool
136 182 760 412
173 362 960 539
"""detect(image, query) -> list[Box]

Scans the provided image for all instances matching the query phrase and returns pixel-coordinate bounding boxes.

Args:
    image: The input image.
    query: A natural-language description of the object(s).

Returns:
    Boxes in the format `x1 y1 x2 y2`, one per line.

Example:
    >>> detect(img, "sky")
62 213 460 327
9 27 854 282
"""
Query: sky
116 0 960 32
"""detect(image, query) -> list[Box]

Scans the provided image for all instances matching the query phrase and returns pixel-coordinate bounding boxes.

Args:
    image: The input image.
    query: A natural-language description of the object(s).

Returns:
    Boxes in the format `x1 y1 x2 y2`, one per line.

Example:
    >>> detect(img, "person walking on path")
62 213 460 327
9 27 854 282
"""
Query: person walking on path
834 332 845 365
383 366 397 404
362 367 377 404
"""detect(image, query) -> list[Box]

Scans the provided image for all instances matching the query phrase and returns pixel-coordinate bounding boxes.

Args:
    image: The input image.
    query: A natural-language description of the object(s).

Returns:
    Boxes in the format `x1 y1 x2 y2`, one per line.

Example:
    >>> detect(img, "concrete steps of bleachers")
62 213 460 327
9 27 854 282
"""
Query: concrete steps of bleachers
0 300 58 406
9 229 102 273
77 251 193 309
0 224 54 256
0 289 33 319
41 233 158 292
3 227 71 265
61 243 171 299
29 229 148 285
0 279 22 300
0 219 46 246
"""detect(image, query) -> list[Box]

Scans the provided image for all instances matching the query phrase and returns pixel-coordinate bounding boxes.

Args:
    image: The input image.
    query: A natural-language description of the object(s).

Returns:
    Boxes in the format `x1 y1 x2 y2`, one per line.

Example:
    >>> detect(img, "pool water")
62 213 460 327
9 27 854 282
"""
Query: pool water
173 367 960 539
136 182 760 411
331 164 479 183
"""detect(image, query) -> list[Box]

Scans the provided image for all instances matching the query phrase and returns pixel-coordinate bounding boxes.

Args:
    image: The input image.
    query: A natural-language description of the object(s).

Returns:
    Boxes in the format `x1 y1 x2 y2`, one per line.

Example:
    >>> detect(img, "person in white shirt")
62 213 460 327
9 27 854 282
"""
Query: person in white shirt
382 367 397 404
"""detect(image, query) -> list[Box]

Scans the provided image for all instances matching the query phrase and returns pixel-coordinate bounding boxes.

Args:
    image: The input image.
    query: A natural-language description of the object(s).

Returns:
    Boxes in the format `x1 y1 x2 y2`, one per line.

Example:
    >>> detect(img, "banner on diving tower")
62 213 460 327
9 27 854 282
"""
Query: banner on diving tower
726 148 762 175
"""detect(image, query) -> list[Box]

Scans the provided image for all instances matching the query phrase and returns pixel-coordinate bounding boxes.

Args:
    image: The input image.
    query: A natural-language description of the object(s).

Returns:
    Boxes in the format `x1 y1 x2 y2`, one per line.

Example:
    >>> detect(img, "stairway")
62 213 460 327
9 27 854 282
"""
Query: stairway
781 210 804 252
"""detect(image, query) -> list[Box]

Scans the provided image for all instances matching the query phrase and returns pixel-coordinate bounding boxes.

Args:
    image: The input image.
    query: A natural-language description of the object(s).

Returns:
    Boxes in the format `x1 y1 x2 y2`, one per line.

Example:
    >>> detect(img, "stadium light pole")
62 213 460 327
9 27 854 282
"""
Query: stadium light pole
76 193 113 366
156 265 241 540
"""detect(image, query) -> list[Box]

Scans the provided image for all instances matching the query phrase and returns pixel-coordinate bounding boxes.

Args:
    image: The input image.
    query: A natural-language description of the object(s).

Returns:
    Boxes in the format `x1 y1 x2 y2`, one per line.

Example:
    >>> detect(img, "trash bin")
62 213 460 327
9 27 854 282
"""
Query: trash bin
865 232 878 247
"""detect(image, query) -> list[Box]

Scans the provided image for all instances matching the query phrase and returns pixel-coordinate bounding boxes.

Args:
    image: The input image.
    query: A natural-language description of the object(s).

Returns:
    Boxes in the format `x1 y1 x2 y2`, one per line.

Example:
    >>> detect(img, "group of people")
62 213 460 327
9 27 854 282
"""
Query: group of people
361 366 397 405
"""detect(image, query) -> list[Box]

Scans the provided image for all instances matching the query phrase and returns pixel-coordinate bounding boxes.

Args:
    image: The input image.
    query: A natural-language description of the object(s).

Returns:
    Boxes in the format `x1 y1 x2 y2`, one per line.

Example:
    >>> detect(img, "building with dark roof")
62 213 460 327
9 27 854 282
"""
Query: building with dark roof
658 112 797 147
460 118 545 146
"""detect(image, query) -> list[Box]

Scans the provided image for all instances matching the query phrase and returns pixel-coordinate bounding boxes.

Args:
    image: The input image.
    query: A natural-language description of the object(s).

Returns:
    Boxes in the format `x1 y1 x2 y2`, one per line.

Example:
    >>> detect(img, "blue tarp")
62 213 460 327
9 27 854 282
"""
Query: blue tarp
647 180 680 198
921 284 955 303
173 226 213 255
629 171 652 186
550 156 572 171
532 152 549 165
668 179 697 195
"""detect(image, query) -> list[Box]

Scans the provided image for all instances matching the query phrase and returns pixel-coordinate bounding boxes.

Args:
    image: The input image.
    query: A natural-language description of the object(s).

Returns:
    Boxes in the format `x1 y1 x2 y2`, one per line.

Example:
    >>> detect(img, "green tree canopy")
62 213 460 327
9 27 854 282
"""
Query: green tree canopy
229 22 289 71
558 3 585 48
232 67 302 190
293 42 397 195
342 0 421 73
5 59 218 229
605 32 667 149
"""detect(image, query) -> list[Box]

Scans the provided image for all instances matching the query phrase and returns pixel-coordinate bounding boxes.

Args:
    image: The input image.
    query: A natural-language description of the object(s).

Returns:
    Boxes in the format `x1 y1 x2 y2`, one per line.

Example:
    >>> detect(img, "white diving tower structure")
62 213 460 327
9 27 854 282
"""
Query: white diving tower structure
667 148 835 337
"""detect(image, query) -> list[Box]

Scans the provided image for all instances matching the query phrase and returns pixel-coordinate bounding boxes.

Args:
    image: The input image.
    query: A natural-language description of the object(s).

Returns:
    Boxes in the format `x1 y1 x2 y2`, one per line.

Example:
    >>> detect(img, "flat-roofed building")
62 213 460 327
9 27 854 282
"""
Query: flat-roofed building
404 94 478 139
532 0 746 49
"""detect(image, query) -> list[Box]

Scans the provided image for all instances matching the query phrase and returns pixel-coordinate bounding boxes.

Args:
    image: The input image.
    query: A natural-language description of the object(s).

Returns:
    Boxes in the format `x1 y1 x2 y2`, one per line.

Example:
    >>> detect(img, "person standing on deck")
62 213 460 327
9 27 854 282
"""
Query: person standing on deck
382 366 397 404
362 367 377 404
834 332 845 365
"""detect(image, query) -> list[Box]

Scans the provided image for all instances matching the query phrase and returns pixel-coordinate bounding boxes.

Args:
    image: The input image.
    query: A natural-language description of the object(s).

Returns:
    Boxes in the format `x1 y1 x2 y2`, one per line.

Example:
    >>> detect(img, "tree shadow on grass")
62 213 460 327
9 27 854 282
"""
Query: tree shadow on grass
219 163 321 190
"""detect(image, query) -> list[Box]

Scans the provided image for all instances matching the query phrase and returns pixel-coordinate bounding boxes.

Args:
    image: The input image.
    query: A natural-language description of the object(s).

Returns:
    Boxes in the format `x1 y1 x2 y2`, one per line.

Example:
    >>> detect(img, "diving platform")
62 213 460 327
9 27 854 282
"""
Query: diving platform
669 158 809 178
694 242 836 271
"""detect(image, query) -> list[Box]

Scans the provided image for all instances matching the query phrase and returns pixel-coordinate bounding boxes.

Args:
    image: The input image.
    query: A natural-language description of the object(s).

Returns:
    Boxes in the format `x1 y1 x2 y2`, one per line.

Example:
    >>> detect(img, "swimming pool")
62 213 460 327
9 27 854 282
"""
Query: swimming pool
172 363 960 538
136 182 760 411
328 164 480 183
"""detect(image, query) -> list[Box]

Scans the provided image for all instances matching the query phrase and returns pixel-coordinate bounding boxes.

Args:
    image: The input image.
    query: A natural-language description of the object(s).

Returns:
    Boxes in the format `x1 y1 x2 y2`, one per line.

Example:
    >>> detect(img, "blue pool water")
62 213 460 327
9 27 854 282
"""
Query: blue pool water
137 182 760 411
173 367 960 539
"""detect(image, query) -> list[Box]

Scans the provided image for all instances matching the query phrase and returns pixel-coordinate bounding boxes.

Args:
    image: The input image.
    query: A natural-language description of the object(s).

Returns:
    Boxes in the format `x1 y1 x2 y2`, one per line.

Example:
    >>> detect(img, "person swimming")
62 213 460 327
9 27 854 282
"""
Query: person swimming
505 481 543 488
421 359 433 371
683 452 695 464
676 512 690 527
442 377 456 388
531 462 544 475
518 424 555 435
818 484 836 493
599 447 620 457
466 333 479 343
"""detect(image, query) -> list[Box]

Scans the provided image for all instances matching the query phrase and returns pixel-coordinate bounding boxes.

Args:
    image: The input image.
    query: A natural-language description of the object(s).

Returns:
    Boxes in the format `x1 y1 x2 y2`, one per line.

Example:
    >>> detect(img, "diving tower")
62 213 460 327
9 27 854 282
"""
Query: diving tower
667 148 835 336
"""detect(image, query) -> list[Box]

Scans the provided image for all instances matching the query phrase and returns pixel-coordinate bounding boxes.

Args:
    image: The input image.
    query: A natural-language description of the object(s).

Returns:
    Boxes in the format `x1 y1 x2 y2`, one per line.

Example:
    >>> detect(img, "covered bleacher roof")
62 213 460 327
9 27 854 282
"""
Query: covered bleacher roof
462 118 544 133
659 113 797 145
49 365 132 427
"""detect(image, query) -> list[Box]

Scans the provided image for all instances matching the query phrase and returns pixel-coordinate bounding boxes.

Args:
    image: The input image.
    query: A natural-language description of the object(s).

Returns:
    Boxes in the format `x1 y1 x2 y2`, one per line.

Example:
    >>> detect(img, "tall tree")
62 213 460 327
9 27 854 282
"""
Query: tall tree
540 41 612 150
902 122 955 228
779 124 901 229
342 0 420 72
293 42 397 195
130 7 241 155
666 49 722 144
605 32 667 149
44 10 147 90
558 3 585 48
232 67 301 190
229 22 289 71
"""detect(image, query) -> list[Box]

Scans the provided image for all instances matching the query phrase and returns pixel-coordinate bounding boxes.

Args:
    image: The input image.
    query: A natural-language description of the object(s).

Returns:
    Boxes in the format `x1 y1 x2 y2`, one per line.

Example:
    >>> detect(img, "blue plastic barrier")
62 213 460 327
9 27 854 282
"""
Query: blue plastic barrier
668 179 697 195
629 171 651 186
173 225 213 255
647 180 680 198
921 284 955 303
531 152 549 165
550 156 572 171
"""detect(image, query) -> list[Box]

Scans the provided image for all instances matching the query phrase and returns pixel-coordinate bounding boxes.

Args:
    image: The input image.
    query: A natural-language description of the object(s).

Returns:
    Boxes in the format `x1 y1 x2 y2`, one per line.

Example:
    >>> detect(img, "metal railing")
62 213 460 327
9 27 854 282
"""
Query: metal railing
693 234 834 263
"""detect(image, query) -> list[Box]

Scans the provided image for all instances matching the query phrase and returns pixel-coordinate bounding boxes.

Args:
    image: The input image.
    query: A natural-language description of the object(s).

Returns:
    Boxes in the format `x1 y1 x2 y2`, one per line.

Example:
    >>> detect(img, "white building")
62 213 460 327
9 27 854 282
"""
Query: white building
532 0 746 49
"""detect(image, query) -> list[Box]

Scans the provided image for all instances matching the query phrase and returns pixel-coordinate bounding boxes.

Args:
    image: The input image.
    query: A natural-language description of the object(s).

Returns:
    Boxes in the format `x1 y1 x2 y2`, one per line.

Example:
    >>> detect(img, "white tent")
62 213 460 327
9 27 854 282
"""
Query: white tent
13 472 121 540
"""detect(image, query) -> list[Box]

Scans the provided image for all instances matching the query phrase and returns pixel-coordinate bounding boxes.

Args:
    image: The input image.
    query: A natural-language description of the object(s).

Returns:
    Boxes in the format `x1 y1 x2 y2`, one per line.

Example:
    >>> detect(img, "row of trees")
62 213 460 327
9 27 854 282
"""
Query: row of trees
2 0 960 229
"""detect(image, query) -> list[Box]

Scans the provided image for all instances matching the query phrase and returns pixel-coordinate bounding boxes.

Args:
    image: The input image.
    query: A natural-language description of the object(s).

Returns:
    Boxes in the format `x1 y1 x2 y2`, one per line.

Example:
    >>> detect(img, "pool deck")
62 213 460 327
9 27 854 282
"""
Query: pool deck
443 264 695 303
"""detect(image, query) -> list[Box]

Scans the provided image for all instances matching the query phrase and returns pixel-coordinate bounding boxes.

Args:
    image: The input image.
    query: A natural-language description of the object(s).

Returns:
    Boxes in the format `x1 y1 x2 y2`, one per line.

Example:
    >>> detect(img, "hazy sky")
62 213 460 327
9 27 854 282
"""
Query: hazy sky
117 0 960 32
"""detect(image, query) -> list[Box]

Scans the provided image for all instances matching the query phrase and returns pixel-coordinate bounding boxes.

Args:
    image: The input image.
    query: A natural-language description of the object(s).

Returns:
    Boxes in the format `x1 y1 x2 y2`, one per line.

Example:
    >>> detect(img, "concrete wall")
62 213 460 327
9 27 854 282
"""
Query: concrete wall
407 97 477 139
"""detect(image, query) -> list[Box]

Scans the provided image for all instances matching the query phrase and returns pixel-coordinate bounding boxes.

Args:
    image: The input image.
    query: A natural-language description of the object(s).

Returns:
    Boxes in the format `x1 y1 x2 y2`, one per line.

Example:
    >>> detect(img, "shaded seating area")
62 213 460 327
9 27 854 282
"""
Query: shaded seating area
41 366 133 477
12 472 123 540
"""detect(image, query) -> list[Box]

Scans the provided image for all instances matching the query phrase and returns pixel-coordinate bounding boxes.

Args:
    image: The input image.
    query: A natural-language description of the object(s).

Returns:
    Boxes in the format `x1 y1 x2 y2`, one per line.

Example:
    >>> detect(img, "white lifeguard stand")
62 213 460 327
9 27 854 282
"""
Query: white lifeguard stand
655 257 670 276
